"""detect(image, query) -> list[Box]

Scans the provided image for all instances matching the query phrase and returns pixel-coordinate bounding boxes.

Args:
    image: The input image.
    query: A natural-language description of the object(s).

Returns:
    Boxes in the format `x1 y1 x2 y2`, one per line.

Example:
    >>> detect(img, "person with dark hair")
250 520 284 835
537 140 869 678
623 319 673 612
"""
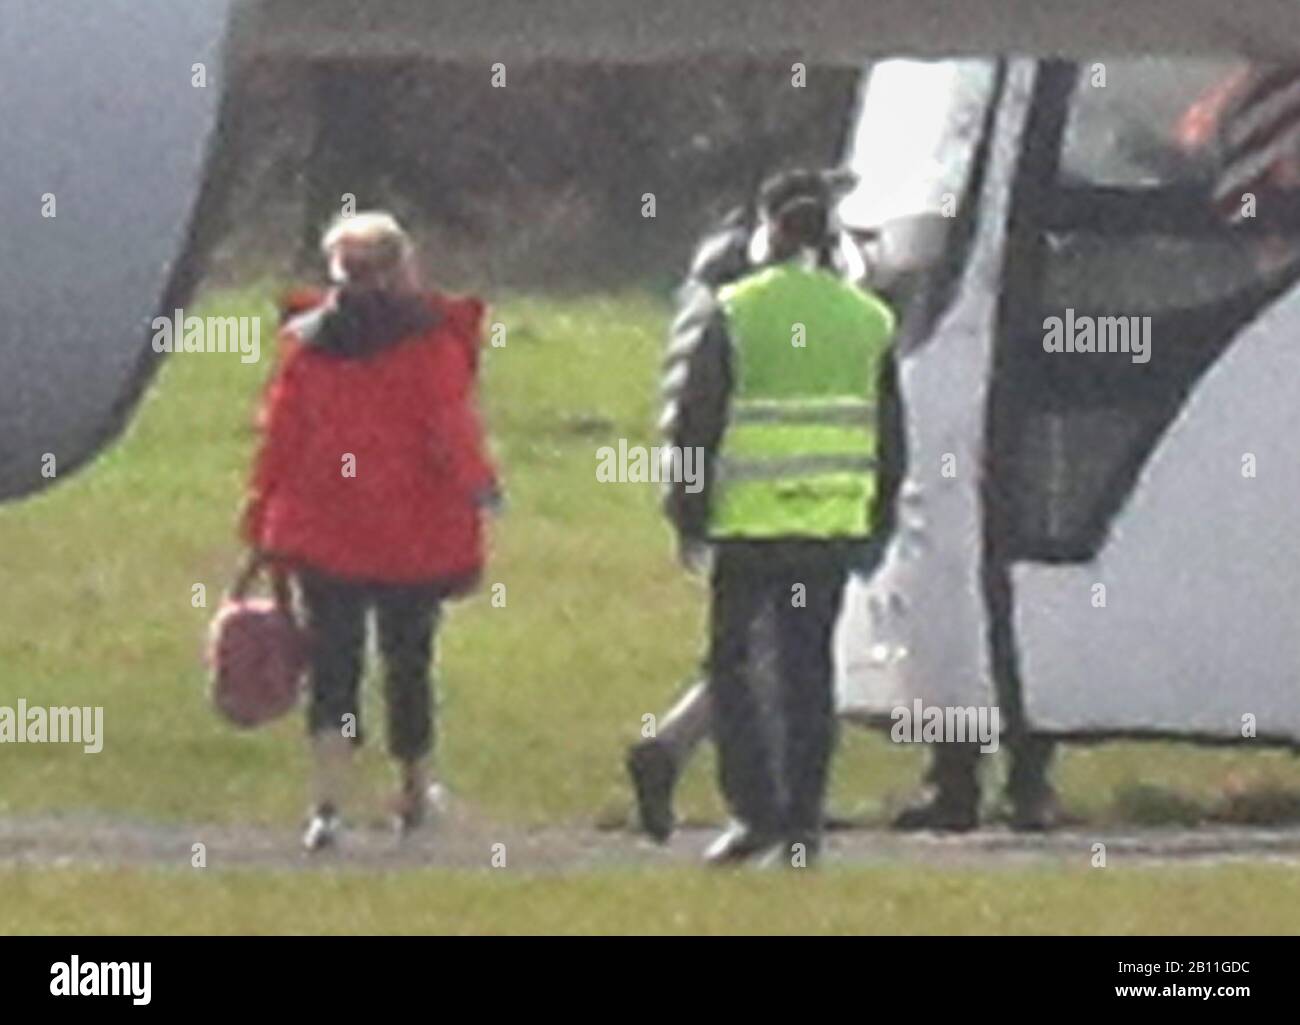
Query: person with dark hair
241 211 499 852
656 171 900 866
624 193 769 844
627 169 882 843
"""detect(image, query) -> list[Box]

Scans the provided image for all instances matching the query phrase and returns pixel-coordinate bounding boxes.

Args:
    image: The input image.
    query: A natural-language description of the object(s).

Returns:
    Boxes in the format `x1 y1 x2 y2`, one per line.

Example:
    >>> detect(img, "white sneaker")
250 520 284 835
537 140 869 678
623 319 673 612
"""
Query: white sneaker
302 805 340 852
703 822 782 866
395 780 450 836
426 782 449 822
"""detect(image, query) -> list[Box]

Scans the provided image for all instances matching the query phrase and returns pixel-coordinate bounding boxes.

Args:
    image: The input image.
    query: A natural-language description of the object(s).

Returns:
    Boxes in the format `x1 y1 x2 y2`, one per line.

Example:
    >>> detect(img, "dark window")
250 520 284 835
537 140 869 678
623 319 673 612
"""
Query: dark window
997 58 1300 559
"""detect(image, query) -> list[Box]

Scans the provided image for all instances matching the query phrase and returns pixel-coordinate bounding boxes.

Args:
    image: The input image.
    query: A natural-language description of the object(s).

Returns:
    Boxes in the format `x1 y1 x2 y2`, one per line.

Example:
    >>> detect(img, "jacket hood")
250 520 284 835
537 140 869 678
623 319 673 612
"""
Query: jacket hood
292 288 441 358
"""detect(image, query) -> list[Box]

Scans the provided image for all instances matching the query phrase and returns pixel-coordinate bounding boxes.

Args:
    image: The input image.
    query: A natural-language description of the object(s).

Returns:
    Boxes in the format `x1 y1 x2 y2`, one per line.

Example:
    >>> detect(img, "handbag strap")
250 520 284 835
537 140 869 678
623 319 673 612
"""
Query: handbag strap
269 567 294 612
230 552 294 612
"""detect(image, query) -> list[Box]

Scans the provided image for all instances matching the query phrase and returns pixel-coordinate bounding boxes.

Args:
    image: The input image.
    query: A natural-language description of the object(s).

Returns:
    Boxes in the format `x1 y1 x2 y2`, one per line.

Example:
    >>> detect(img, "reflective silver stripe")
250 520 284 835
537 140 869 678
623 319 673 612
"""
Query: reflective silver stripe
718 453 877 482
732 399 876 426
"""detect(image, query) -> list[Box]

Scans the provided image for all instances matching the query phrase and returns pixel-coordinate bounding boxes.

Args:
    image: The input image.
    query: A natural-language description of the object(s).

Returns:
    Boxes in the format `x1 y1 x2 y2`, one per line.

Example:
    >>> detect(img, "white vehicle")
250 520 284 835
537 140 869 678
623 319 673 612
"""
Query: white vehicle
836 56 1300 745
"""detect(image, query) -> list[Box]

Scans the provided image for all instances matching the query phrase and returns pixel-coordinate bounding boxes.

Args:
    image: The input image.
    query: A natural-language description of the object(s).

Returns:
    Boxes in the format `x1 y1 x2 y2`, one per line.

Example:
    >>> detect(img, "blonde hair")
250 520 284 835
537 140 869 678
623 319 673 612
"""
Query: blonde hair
321 210 413 287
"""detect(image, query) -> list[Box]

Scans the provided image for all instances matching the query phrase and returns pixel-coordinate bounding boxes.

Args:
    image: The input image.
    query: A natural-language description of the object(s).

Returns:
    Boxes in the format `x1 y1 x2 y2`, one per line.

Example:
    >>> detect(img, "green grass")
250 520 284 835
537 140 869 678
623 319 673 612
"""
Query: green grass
5 863 1300 935
3 283 1300 933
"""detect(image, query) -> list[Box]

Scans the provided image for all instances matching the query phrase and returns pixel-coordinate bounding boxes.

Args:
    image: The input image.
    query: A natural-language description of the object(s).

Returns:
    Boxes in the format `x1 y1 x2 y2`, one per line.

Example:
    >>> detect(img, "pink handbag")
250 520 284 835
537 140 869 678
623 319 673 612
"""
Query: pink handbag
207 560 305 728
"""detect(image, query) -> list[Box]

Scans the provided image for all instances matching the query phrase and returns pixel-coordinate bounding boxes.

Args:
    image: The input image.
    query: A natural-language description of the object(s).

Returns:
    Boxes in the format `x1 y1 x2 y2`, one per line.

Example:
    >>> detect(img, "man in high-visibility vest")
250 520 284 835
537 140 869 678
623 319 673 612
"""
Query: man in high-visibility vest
629 169 866 843
662 173 899 865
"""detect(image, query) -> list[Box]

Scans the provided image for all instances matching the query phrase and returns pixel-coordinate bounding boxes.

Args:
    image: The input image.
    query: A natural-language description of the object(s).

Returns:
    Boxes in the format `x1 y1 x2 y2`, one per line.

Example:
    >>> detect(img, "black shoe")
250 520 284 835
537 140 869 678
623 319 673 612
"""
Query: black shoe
1006 786 1062 832
626 740 678 843
763 834 822 869
891 791 979 833
704 823 782 866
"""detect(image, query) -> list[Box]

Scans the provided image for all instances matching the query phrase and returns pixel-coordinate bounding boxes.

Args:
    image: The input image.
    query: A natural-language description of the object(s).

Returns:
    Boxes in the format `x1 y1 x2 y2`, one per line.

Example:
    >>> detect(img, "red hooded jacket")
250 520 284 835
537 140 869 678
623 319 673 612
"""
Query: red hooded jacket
243 287 496 587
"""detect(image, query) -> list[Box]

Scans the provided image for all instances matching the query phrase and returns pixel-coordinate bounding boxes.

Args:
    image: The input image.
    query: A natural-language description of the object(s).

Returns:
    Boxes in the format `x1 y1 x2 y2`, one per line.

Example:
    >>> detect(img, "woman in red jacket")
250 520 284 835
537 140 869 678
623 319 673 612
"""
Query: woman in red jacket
242 211 498 851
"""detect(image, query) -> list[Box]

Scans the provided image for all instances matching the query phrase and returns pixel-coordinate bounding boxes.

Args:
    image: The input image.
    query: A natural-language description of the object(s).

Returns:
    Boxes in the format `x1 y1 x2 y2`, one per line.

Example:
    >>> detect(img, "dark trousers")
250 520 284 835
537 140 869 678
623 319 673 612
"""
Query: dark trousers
707 542 850 843
925 734 1056 804
298 569 444 762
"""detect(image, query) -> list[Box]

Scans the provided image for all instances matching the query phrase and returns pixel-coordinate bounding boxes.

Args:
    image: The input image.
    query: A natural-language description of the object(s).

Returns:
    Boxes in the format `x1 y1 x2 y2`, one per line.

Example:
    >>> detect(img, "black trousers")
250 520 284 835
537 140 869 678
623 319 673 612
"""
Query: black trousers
924 734 1057 804
707 541 851 842
297 569 444 762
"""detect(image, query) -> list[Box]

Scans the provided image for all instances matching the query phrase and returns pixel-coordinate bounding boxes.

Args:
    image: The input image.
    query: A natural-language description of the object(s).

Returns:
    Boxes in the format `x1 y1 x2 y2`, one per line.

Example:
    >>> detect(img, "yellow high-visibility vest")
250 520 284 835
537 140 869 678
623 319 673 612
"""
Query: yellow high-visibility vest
711 264 896 539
